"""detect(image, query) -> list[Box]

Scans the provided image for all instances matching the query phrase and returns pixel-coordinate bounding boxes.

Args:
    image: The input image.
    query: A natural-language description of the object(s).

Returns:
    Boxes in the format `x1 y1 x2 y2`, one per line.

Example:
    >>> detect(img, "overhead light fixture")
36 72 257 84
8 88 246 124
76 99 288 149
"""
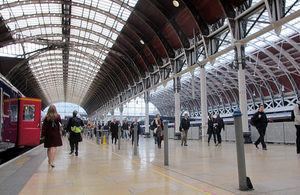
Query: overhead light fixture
140 40 145 44
173 0 179 7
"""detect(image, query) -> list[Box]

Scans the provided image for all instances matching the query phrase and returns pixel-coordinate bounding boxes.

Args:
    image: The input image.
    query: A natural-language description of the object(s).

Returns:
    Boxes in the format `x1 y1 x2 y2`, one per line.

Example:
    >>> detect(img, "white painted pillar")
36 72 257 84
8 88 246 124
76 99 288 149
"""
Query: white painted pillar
110 109 114 120
236 44 249 132
119 105 123 125
200 65 208 141
145 92 150 133
174 76 181 133
104 113 108 124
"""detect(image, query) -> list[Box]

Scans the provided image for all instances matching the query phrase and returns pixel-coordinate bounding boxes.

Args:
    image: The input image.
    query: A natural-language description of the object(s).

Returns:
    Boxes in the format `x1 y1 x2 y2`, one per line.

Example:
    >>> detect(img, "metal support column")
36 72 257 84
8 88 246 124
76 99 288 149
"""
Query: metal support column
134 123 138 155
110 109 114 120
235 44 248 132
163 120 169 165
145 91 150 135
104 114 108 125
174 76 181 133
118 125 121 150
200 65 208 141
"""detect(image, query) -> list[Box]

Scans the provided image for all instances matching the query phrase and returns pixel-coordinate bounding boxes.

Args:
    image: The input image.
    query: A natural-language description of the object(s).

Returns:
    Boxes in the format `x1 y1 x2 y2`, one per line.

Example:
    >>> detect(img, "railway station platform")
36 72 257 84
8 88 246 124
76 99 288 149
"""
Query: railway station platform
1 136 300 195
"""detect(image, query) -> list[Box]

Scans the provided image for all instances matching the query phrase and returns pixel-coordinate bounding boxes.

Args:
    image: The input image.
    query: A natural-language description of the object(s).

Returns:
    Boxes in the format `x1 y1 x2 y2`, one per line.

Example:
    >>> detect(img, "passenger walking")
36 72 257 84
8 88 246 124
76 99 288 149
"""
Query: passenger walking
122 119 130 140
67 110 84 156
215 113 225 144
103 123 109 138
180 113 190 146
41 105 62 168
110 118 118 145
207 113 217 146
130 118 141 146
294 96 300 154
253 105 268 150
151 114 163 149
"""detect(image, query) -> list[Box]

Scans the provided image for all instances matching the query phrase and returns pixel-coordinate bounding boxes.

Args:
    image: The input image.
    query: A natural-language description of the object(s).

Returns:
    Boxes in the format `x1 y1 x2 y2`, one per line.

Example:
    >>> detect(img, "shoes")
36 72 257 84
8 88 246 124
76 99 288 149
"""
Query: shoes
69 152 74 155
208 143 210 146
262 148 267 150
50 164 55 168
181 143 183 146
184 144 188 146
254 144 259 149
215 143 219 147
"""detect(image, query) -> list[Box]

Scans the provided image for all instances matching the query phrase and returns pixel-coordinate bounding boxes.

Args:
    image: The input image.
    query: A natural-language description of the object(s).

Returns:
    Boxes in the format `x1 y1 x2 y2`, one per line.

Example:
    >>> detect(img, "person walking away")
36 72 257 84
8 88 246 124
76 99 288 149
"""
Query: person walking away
41 105 63 168
103 123 109 137
110 118 118 145
207 113 217 146
130 118 141 146
122 119 130 140
294 96 300 154
215 113 225 145
180 113 190 146
151 114 163 149
253 105 268 150
67 110 84 156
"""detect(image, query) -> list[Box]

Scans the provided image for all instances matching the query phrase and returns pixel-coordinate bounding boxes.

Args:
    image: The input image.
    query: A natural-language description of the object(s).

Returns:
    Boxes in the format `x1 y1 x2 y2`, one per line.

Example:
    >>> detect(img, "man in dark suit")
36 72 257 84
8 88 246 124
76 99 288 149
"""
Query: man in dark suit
110 118 119 145
180 113 190 146
215 113 225 145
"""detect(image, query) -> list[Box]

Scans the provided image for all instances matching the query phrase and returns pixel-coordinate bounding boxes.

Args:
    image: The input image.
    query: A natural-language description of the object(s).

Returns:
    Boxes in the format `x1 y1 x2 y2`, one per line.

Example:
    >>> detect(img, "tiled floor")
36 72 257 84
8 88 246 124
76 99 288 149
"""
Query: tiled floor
19 136 300 195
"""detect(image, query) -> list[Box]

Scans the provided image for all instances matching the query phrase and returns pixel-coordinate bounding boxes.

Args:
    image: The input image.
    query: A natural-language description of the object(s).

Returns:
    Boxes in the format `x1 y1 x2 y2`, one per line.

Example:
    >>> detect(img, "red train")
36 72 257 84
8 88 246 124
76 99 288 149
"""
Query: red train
0 75 41 163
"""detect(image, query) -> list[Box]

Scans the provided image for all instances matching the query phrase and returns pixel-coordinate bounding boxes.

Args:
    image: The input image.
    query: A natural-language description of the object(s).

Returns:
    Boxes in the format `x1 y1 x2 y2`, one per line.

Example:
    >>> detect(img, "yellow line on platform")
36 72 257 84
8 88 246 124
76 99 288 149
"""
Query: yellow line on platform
84 139 213 195
15 157 30 165
153 170 213 195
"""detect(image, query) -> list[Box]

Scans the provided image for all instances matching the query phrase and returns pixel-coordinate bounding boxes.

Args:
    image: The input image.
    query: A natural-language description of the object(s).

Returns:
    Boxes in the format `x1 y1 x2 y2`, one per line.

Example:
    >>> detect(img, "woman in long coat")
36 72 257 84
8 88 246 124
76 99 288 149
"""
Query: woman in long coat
41 105 62 167
207 113 217 146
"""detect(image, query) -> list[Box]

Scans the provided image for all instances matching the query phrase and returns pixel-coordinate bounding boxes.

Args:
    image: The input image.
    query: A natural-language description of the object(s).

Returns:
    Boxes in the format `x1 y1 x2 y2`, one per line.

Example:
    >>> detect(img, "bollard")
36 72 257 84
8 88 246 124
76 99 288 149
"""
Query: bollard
134 122 138 155
233 109 252 190
163 120 169 166
118 125 121 150
103 135 107 145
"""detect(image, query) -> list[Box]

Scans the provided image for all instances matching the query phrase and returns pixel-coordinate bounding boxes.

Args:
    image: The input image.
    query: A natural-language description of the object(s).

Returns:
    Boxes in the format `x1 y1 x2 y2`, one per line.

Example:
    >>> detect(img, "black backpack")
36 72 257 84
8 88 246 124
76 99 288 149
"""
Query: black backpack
72 117 82 127
291 103 300 121
250 115 256 127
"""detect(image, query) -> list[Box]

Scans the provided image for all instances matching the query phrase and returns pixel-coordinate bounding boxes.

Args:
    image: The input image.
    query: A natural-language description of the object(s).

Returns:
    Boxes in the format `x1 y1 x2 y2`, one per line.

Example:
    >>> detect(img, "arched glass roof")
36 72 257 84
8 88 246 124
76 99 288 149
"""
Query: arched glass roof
0 0 299 117
0 0 137 105
43 102 87 119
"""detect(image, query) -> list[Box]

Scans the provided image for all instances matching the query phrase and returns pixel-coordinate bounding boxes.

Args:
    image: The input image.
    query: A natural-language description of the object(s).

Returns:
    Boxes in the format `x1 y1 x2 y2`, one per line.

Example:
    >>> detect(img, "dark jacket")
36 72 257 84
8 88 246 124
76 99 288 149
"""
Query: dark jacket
67 116 84 143
122 122 129 130
215 116 224 131
252 111 268 129
130 122 141 134
110 122 119 135
180 118 190 131
207 118 215 134
103 124 109 130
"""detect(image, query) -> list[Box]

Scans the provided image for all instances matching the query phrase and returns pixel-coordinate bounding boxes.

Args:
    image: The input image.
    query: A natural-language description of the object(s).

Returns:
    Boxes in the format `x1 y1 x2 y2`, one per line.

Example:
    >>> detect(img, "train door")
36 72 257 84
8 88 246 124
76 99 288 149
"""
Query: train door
1 89 18 146
17 98 41 146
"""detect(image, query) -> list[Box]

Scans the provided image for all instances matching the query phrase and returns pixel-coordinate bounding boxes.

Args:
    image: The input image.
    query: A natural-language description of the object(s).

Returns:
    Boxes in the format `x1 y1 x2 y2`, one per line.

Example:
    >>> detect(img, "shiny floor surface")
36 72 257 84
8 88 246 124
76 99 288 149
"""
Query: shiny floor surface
20 136 300 195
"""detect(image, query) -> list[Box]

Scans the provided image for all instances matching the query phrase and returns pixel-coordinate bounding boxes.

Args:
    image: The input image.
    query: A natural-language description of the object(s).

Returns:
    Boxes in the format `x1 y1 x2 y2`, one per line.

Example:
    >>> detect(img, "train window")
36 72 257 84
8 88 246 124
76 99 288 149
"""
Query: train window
23 105 35 121
10 105 18 122
2 93 10 117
